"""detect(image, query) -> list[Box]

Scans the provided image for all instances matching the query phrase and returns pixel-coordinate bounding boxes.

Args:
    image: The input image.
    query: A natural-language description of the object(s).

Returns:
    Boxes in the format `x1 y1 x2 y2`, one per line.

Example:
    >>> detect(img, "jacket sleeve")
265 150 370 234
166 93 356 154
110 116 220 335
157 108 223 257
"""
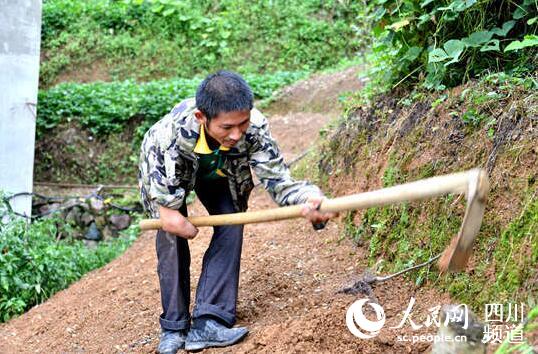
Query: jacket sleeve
139 118 186 217
248 113 323 206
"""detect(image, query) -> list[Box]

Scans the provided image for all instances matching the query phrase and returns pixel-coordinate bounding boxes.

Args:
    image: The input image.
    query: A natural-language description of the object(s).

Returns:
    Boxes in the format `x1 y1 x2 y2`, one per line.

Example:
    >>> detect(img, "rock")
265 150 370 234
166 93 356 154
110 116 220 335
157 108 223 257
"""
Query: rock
102 226 116 240
39 203 61 217
109 214 131 230
84 222 101 241
63 198 82 209
89 197 104 212
432 304 486 354
65 207 82 225
94 216 106 228
83 240 99 249
71 230 85 240
80 212 94 226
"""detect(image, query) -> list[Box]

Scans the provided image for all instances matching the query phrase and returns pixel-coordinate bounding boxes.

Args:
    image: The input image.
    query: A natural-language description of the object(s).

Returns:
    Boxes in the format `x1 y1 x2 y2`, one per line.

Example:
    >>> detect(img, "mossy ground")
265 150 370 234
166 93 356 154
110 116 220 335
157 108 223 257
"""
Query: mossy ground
300 73 538 314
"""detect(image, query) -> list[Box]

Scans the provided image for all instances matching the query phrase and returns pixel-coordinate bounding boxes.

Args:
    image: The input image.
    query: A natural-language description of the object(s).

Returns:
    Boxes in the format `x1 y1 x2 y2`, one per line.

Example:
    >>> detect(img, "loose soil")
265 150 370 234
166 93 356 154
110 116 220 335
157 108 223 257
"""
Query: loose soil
1 69 473 353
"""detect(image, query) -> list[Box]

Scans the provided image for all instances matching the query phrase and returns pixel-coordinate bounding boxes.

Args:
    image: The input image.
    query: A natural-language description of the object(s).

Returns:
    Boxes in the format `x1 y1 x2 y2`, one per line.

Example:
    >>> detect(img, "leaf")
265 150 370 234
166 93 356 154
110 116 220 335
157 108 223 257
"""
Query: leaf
504 35 538 52
513 7 527 20
387 19 410 31
444 39 465 58
372 24 385 37
428 39 465 66
429 48 449 63
491 20 515 37
403 46 422 61
462 31 493 47
151 4 164 13
528 17 537 25
420 0 435 7
480 39 500 52
439 0 477 12
372 7 386 21
418 13 431 25
162 8 175 17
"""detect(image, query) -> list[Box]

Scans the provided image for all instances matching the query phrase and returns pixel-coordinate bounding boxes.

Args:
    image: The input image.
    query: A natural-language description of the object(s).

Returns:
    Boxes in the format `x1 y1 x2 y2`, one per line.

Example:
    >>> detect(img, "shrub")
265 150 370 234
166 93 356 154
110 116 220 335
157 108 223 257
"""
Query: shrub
0 212 138 322
356 0 538 92
36 71 308 137
40 0 358 87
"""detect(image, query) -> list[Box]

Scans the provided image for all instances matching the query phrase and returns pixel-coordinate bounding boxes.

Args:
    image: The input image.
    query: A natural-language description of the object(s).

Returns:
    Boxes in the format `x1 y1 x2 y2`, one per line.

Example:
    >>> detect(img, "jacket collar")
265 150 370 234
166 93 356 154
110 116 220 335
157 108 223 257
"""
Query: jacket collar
193 124 230 154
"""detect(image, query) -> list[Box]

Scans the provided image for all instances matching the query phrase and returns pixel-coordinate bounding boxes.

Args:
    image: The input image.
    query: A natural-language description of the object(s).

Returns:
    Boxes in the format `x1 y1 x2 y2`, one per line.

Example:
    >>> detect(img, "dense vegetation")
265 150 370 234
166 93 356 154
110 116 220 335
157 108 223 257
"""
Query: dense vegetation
34 71 310 184
0 207 139 322
285 1 537 347
37 71 307 138
40 0 359 87
355 0 537 95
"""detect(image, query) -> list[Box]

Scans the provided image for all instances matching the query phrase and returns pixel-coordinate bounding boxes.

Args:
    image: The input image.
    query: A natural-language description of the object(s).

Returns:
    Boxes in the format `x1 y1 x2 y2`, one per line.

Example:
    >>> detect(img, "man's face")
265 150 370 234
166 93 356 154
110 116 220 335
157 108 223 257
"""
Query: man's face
195 110 250 148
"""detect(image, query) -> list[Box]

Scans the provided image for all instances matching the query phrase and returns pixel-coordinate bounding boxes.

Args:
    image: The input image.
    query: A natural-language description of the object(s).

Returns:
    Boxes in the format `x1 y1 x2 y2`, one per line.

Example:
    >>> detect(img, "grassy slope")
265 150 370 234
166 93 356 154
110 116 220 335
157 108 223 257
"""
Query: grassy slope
40 0 358 88
300 73 537 312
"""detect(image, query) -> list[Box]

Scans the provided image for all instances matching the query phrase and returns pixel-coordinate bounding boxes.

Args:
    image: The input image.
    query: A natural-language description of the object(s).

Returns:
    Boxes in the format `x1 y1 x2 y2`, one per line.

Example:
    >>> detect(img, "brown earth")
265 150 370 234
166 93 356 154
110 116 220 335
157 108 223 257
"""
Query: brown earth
0 68 489 353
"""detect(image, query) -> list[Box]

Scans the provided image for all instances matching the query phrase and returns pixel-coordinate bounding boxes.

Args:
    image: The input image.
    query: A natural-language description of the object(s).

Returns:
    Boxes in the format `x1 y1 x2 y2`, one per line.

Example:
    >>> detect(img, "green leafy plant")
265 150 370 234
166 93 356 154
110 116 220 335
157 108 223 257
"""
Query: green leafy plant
0 211 139 322
37 71 307 137
40 0 358 87
355 0 537 93
495 305 538 354
505 34 538 51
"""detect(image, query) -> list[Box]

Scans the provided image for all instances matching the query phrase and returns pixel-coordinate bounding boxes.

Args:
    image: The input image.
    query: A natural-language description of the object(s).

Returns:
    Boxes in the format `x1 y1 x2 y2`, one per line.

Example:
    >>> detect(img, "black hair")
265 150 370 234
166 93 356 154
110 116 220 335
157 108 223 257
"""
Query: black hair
195 70 254 120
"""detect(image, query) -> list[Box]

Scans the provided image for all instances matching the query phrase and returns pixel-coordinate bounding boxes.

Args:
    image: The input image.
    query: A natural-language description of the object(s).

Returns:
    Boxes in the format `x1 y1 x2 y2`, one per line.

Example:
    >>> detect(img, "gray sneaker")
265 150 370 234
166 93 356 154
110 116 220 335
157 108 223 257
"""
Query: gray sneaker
185 318 248 351
157 329 187 354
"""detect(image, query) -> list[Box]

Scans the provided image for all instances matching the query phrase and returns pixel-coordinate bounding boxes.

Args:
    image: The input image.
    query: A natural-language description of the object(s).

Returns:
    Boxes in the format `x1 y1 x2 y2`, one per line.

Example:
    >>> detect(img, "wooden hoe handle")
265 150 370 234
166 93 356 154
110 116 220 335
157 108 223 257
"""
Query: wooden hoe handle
140 169 484 230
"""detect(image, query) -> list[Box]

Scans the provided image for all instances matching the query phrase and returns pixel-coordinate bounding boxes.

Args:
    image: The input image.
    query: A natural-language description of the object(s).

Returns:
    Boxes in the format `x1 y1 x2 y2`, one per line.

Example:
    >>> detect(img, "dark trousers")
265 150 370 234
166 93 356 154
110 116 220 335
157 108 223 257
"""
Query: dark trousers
155 178 244 330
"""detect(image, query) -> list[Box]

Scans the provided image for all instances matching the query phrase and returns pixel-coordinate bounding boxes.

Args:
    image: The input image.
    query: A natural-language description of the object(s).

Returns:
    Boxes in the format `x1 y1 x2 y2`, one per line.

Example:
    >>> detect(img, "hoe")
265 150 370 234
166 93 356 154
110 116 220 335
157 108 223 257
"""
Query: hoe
140 169 489 273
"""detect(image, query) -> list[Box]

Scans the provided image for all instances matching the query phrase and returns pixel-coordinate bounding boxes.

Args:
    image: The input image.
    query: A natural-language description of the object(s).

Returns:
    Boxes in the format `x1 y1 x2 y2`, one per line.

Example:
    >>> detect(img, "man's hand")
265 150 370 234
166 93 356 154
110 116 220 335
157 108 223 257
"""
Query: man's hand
300 196 338 229
159 205 198 239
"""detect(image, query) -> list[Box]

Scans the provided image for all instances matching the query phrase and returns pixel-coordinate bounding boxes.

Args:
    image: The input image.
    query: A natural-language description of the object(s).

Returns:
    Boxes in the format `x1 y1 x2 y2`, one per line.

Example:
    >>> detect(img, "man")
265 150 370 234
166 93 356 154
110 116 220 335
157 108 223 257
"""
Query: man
138 71 335 353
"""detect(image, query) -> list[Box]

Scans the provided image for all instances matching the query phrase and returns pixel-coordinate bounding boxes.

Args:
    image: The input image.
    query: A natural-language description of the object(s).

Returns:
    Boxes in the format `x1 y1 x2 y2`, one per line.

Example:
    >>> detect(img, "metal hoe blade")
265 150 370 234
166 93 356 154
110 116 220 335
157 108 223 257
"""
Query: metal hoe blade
441 169 489 272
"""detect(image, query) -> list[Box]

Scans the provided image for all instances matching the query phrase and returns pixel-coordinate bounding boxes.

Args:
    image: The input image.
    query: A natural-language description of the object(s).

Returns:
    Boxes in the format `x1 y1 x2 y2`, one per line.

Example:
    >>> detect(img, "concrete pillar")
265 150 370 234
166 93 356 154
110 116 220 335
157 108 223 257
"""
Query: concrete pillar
0 0 42 218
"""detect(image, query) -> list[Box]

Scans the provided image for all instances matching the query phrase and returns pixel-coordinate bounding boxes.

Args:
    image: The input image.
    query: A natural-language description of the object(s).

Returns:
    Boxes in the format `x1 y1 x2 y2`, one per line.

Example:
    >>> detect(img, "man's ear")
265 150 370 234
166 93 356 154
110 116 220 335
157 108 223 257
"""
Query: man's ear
194 110 207 125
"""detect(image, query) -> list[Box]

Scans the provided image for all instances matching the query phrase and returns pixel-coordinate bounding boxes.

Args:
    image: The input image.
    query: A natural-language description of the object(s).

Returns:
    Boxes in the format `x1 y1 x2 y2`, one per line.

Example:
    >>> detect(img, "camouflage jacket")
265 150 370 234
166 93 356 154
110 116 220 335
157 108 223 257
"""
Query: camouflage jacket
138 98 322 218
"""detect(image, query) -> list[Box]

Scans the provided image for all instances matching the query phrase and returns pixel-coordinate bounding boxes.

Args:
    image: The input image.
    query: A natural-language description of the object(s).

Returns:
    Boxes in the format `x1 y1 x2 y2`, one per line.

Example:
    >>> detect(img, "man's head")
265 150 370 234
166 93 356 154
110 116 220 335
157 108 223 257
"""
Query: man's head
195 71 253 148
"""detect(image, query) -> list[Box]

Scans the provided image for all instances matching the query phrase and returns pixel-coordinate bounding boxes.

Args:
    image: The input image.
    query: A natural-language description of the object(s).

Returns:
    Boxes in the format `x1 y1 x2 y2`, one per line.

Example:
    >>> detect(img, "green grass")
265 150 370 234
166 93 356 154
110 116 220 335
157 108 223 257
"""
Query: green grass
495 304 538 354
329 106 538 309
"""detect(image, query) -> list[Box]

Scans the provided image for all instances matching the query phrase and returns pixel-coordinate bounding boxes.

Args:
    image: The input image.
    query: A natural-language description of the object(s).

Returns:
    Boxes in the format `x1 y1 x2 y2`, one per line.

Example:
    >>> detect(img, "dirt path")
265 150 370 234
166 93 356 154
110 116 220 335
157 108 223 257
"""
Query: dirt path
0 68 452 353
